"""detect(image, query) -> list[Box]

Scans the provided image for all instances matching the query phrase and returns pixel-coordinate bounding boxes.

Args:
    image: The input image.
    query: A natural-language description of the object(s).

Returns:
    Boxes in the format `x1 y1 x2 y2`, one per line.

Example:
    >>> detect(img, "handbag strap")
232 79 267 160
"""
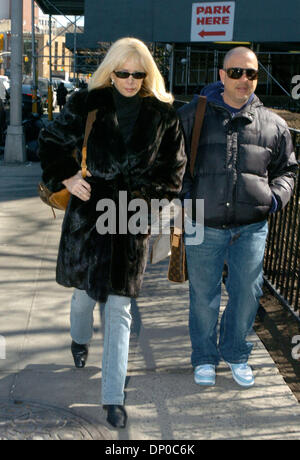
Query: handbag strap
172 95 207 240
81 109 98 178
190 95 207 177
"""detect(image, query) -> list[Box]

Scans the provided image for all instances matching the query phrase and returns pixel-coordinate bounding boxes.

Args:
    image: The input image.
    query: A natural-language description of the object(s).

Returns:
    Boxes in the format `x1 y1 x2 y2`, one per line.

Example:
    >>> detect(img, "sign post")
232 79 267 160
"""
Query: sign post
191 2 235 42
4 0 26 163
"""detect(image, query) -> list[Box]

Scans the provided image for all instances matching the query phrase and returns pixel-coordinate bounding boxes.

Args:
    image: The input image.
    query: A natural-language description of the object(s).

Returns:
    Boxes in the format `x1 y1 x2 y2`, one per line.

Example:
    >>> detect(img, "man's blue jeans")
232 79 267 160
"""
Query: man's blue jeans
185 220 268 367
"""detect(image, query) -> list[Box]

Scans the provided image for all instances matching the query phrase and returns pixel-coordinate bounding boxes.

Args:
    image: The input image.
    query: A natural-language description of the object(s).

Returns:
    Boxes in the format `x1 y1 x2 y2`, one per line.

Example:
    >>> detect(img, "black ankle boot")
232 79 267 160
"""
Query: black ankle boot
103 405 127 428
71 341 89 368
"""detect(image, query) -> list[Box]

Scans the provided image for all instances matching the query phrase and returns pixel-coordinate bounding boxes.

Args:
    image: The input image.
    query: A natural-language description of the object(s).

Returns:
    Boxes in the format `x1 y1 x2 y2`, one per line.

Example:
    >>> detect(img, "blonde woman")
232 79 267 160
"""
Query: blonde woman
39 37 186 429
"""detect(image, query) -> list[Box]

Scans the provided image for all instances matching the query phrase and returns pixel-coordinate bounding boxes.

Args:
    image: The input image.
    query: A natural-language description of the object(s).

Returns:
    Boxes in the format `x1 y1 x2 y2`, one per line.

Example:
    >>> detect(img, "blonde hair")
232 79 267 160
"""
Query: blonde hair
88 37 174 104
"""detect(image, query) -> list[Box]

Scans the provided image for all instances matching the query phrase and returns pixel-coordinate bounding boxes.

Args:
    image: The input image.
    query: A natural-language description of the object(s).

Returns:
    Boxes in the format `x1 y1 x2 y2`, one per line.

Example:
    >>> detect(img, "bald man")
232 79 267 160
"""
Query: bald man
179 47 297 388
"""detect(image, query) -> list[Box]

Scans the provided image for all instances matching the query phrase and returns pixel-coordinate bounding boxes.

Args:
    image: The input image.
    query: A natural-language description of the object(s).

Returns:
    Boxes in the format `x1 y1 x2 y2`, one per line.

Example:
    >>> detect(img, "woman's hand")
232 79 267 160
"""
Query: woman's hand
62 170 92 201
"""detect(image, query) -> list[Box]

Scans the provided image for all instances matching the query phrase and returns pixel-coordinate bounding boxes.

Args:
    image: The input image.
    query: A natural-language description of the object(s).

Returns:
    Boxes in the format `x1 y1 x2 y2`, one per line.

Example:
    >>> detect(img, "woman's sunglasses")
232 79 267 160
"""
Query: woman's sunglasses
113 71 147 80
224 67 259 81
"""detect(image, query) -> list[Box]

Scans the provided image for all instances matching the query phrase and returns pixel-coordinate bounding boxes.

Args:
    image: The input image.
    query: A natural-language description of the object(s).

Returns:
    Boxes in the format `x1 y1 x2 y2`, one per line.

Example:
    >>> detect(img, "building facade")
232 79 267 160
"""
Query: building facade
64 0 300 97
67 0 300 48
0 0 72 79
0 0 39 31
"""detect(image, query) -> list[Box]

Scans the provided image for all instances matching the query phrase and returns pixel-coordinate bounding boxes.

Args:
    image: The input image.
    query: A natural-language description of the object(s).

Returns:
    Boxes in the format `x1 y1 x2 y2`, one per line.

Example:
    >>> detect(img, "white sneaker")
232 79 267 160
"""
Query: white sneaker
194 364 216 386
226 362 255 387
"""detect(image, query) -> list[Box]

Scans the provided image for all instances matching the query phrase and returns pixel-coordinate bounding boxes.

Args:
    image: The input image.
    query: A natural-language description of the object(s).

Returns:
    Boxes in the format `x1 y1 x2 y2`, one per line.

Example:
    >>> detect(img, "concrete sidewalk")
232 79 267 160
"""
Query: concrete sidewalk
0 161 300 440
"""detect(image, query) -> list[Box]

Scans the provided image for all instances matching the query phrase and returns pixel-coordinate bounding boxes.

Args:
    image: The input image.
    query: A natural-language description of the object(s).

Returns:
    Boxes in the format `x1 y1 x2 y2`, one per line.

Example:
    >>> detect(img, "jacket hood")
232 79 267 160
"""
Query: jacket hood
192 81 224 104
200 80 225 104
193 81 263 110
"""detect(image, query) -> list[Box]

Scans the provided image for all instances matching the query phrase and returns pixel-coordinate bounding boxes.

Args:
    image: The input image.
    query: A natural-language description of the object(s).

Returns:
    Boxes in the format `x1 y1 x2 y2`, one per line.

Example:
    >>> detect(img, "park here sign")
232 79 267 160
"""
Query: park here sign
191 2 235 42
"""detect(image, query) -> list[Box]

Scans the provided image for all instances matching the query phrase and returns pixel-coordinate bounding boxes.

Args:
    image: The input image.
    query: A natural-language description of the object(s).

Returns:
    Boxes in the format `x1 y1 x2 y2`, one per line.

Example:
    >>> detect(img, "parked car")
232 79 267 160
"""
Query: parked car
23 76 57 110
7 84 43 116
21 84 44 115
52 78 77 102
63 81 76 93
52 77 64 90
53 78 76 93
0 75 10 91
0 97 6 146
0 80 7 103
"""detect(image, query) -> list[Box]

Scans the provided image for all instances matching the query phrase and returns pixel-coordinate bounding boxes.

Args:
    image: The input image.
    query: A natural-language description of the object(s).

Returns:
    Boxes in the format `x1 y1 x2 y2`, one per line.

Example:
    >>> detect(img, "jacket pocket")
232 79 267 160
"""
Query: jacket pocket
237 174 272 206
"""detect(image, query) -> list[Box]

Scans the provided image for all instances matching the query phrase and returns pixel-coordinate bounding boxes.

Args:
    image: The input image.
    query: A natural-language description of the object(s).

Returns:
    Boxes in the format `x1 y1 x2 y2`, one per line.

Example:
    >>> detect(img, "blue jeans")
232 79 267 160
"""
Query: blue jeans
70 289 131 405
185 220 268 367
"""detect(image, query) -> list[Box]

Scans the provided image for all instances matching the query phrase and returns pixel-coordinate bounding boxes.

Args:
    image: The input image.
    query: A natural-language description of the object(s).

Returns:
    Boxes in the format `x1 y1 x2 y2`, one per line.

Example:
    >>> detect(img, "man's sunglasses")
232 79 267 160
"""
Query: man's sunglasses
113 71 147 80
224 67 259 81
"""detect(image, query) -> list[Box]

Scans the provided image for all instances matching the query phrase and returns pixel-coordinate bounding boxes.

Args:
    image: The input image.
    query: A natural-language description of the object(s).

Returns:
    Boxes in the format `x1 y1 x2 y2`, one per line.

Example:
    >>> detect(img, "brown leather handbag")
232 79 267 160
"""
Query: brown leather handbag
38 109 97 217
167 224 188 283
167 96 206 282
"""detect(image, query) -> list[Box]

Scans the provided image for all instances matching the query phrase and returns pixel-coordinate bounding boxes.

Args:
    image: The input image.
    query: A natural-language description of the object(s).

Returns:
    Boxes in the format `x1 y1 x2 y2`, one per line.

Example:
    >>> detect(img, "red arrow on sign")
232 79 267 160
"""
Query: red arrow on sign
198 30 226 38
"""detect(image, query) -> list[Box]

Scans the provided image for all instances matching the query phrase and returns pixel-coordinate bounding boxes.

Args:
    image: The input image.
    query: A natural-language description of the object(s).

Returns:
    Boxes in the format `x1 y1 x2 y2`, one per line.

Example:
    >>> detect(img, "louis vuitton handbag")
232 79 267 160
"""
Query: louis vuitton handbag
167 96 206 282
38 109 97 217
167 224 188 282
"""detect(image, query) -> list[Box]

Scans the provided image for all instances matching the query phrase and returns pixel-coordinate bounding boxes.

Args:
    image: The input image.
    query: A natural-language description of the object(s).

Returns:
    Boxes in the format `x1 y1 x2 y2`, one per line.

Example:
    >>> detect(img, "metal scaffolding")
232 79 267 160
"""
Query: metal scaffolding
32 0 84 120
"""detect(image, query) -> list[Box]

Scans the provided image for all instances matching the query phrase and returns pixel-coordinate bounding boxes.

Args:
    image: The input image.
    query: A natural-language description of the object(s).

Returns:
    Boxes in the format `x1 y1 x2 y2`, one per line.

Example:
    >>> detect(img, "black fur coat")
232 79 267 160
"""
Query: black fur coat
39 87 186 302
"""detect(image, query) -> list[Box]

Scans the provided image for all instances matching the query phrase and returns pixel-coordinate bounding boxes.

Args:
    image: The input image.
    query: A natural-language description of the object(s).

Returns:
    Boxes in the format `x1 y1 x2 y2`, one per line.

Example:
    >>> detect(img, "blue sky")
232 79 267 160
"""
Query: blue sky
53 15 84 27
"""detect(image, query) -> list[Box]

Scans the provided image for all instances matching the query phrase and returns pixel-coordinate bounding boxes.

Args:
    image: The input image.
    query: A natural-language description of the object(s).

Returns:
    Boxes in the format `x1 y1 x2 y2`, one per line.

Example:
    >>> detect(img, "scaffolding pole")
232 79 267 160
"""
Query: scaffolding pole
73 16 77 85
31 0 38 113
48 14 53 120
37 0 81 86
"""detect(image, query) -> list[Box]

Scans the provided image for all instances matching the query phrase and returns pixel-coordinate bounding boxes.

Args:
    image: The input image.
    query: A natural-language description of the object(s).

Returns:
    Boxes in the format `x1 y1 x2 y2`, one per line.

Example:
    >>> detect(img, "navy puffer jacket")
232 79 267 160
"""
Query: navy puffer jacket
178 82 298 228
